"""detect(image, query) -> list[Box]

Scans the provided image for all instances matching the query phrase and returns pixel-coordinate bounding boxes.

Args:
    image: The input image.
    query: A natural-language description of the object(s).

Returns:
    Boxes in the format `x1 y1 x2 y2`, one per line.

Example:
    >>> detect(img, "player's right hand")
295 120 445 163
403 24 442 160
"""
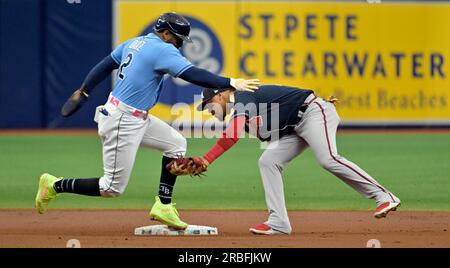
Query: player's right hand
230 78 260 92
61 88 89 117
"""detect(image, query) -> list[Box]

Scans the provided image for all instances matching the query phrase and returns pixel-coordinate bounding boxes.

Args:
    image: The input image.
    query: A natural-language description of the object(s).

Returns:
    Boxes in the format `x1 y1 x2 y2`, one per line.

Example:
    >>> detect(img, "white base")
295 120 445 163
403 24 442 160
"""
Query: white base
134 225 218 236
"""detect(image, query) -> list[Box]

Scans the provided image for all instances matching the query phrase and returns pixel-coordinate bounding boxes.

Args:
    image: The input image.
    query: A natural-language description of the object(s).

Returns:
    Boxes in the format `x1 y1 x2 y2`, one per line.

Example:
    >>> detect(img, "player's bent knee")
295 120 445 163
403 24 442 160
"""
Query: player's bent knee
178 135 187 152
258 155 270 168
258 155 284 171
164 134 187 158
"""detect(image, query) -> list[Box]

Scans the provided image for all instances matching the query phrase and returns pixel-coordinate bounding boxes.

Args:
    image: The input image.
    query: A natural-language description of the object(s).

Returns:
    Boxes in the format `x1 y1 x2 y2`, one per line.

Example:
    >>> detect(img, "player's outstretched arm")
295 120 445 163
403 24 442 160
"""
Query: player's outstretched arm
178 66 260 92
202 115 247 164
166 115 246 177
61 55 119 117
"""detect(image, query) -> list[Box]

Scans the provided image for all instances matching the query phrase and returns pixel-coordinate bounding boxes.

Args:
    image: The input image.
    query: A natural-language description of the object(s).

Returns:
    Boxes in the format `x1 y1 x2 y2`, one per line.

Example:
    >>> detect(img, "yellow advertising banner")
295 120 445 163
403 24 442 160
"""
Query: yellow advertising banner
115 1 450 125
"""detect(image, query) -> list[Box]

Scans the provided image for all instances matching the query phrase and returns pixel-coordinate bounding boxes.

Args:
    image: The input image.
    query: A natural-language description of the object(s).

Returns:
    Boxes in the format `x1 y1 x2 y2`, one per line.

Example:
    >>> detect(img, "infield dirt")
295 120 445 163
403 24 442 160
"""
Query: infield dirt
0 209 449 248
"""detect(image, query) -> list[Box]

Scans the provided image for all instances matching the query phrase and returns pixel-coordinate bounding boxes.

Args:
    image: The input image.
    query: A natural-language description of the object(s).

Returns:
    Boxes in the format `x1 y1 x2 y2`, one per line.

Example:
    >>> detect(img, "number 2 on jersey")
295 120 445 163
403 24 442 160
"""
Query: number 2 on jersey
118 53 133 80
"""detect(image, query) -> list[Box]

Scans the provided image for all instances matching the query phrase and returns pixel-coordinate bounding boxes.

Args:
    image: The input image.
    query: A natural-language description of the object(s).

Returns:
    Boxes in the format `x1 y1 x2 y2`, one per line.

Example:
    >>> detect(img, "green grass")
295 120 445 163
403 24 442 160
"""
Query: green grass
0 133 449 211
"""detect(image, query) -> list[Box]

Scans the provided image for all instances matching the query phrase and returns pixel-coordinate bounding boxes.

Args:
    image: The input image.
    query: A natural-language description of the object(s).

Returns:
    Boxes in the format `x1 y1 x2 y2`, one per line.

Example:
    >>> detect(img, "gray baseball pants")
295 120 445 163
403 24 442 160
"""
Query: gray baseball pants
259 96 400 234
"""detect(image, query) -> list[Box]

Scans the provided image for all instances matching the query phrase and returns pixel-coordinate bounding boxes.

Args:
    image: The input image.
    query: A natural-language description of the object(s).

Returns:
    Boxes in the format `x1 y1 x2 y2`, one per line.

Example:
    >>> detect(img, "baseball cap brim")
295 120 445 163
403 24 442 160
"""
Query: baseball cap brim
197 88 230 111
197 98 213 111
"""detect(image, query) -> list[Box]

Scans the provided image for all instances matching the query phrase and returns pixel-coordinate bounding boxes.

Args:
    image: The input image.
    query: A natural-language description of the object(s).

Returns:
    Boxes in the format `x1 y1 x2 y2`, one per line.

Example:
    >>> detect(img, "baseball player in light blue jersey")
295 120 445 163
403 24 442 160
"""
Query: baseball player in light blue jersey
35 12 259 229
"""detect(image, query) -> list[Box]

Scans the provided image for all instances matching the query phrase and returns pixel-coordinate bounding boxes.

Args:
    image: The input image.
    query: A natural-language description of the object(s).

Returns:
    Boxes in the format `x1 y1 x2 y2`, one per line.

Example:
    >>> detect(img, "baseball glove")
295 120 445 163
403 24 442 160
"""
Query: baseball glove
61 87 89 117
166 157 209 177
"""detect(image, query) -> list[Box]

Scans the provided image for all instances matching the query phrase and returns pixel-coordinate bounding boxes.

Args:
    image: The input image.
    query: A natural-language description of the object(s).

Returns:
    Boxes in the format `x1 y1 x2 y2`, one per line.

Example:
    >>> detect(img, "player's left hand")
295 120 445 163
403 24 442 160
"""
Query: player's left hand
230 78 260 92
61 88 89 117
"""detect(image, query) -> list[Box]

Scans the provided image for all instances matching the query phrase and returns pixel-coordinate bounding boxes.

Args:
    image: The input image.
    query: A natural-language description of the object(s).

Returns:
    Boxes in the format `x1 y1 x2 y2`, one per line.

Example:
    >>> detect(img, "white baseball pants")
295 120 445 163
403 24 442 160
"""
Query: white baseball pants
259 97 400 234
96 102 186 198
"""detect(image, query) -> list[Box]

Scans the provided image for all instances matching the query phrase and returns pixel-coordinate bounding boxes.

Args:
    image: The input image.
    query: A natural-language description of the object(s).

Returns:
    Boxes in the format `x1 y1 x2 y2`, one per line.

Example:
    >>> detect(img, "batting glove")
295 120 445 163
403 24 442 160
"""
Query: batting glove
230 78 260 92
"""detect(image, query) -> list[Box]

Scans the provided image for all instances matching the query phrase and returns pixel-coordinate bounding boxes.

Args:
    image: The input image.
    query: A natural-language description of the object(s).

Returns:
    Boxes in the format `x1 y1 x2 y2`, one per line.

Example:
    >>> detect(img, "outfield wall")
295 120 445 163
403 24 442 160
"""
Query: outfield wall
0 0 112 128
1 0 449 128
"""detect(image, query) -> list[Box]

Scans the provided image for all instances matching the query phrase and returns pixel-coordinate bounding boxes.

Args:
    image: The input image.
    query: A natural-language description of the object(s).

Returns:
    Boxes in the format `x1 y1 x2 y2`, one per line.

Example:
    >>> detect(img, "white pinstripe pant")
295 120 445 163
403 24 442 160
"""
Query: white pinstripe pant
96 102 186 197
259 98 400 234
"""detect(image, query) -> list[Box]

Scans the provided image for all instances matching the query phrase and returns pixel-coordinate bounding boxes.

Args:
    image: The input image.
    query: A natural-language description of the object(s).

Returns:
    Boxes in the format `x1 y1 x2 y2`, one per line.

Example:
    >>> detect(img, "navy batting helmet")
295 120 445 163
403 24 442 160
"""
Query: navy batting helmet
153 12 192 43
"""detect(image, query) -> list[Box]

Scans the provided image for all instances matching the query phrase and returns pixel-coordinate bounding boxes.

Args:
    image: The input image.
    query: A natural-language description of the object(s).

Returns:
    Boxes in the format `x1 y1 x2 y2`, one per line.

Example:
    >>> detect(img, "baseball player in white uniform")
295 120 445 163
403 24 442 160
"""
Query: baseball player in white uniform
34 12 259 230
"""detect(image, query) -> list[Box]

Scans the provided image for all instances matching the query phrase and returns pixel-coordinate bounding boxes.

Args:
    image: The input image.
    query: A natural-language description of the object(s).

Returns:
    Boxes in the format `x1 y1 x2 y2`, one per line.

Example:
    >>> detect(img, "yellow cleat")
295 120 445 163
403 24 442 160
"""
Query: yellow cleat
35 173 60 214
149 196 188 230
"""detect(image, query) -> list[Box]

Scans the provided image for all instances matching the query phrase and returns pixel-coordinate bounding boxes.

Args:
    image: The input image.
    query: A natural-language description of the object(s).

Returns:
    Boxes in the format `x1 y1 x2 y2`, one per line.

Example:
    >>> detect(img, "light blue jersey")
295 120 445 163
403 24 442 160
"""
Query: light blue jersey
110 33 193 110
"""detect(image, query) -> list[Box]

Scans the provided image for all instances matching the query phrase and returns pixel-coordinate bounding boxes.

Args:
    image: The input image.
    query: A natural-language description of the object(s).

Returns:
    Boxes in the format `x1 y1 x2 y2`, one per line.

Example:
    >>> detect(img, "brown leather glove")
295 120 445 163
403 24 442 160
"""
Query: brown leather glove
61 87 89 117
166 157 209 177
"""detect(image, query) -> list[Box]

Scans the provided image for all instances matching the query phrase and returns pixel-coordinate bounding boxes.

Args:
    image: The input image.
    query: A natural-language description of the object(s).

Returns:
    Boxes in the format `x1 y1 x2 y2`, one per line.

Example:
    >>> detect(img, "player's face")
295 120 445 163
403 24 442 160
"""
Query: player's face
173 36 184 48
206 94 228 121
160 30 183 49
167 32 184 48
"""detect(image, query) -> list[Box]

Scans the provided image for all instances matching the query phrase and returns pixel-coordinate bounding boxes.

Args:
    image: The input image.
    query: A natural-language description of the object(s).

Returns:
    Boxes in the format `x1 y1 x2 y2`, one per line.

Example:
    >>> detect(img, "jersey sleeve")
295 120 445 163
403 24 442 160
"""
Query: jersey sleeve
110 40 131 64
154 46 193 77
203 115 247 164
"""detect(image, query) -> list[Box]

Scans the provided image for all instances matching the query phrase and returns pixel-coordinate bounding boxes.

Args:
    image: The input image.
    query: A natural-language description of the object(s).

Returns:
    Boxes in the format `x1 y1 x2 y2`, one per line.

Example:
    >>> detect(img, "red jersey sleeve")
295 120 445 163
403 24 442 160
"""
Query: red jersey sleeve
203 115 247 164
